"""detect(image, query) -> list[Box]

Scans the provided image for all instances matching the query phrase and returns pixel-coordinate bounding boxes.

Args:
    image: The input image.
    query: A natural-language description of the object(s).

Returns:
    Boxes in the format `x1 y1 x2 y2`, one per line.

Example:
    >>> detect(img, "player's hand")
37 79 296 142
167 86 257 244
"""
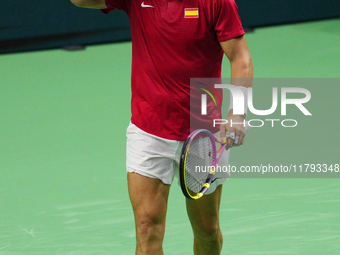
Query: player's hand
220 110 246 150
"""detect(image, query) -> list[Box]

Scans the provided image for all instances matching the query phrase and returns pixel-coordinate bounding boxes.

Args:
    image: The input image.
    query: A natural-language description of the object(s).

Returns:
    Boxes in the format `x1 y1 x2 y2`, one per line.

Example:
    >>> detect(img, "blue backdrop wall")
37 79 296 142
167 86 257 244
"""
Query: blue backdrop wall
1 0 340 54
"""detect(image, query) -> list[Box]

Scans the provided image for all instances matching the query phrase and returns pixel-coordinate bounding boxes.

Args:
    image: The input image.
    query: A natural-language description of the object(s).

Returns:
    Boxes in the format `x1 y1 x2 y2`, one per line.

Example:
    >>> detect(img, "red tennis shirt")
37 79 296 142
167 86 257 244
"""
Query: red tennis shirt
102 0 245 140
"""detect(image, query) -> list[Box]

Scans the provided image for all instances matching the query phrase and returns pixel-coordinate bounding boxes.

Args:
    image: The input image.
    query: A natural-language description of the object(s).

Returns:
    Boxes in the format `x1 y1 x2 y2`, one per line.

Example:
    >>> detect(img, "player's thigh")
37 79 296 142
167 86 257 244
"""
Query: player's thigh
128 172 170 224
186 185 223 233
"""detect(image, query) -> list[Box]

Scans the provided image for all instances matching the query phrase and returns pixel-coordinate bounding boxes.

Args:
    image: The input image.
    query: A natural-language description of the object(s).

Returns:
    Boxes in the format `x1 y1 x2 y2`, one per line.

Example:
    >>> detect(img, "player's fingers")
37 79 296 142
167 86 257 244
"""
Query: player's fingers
233 130 245 146
241 133 246 145
220 125 226 140
233 136 240 147
227 137 234 149
238 134 245 146
232 133 240 146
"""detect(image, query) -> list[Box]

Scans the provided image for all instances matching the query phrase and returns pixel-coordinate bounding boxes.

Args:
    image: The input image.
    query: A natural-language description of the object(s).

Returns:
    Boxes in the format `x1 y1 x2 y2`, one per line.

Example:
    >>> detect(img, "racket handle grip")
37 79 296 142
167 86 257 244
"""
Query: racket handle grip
226 132 235 140
220 132 236 144
218 132 234 143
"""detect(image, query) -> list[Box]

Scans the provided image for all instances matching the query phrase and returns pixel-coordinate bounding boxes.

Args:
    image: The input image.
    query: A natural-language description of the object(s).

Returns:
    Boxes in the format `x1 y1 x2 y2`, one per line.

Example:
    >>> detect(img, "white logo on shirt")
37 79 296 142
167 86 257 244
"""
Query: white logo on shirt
141 2 154 8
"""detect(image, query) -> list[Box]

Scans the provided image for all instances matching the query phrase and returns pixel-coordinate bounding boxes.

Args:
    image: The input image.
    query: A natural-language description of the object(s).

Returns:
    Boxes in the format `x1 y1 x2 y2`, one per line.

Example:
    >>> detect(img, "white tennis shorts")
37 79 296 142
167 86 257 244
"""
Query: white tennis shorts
126 122 231 195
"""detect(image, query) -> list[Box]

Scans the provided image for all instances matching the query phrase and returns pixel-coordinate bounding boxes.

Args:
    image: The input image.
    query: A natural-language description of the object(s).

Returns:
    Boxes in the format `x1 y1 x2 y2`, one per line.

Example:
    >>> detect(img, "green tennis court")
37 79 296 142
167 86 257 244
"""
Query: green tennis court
1 19 339 254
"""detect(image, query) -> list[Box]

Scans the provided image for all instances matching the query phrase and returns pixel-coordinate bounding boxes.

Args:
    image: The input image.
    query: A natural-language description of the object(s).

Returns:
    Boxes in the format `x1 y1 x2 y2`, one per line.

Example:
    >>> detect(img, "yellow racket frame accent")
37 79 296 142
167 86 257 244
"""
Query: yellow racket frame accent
180 129 232 200
183 145 217 200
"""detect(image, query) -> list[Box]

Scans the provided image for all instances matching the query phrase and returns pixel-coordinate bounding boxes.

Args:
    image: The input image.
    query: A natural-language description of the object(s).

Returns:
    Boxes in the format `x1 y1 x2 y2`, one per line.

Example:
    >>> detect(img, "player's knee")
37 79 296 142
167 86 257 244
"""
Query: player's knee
137 219 157 236
193 221 220 241
135 213 165 238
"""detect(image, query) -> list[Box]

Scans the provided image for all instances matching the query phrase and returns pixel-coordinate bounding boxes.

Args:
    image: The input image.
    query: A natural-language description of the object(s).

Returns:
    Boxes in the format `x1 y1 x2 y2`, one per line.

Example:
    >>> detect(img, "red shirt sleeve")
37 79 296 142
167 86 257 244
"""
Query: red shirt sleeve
101 0 130 13
214 0 245 42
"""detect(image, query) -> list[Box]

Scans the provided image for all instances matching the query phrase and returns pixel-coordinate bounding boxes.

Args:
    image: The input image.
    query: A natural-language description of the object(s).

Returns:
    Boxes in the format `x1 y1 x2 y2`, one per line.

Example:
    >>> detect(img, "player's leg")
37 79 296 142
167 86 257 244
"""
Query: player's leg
186 185 223 255
128 172 170 255
126 122 179 254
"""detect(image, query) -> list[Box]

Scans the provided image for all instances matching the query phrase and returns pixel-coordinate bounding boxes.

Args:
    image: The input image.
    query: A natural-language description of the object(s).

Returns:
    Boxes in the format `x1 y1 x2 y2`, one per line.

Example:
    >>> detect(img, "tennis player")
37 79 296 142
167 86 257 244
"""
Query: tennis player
71 0 253 254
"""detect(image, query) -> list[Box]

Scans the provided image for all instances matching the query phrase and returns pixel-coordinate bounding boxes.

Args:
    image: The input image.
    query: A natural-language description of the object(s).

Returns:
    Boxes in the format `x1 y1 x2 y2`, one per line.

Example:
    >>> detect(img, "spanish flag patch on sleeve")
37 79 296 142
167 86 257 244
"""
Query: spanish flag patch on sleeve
184 8 199 18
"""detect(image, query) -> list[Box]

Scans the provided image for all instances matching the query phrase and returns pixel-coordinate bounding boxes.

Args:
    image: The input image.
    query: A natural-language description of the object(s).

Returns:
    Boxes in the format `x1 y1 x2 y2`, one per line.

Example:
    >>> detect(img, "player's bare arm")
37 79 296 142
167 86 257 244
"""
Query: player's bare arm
70 0 107 9
220 35 253 149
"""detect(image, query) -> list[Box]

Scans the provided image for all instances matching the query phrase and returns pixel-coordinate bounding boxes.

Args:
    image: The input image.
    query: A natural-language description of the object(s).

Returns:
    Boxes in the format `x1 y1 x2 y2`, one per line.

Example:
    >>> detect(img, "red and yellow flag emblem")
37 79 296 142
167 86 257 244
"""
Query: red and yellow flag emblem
184 8 199 18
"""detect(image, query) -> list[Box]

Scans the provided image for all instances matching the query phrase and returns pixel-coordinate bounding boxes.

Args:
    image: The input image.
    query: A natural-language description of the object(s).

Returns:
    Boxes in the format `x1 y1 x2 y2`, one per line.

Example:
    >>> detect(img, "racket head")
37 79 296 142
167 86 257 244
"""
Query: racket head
179 129 217 200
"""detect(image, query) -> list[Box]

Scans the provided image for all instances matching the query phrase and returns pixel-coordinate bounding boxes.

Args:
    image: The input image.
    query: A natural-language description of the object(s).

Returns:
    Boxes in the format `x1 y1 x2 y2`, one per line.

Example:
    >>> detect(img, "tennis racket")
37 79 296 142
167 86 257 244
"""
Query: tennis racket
179 129 237 200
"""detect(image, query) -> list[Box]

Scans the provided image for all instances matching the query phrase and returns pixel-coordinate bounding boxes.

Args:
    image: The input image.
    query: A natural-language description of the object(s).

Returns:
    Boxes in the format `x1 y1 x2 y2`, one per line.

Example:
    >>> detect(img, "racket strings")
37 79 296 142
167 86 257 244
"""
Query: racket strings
184 133 214 193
